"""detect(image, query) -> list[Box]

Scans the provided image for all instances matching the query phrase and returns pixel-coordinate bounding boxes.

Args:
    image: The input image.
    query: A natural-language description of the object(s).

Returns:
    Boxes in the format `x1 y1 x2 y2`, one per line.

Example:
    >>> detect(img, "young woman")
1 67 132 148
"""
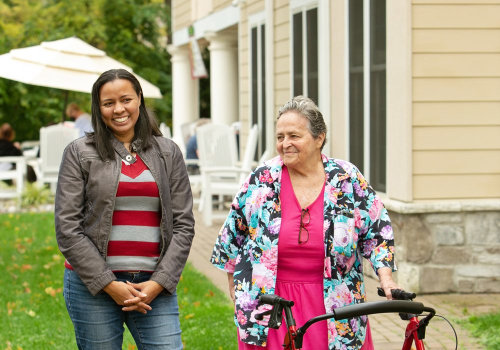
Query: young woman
55 69 194 349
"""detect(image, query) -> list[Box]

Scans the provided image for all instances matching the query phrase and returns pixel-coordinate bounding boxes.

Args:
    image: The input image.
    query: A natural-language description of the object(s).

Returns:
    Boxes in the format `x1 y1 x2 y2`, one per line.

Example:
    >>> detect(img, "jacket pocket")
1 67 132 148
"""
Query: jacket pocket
80 152 101 174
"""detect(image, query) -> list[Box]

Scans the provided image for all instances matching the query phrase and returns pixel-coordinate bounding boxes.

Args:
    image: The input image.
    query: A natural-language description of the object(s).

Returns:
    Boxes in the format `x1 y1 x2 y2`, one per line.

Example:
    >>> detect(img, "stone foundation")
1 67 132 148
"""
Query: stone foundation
386 209 500 294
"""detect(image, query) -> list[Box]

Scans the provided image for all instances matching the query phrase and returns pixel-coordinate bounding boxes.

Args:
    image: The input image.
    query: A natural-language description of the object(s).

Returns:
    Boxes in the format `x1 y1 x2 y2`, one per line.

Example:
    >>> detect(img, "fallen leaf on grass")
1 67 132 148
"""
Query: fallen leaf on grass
205 290 215 297
43 262 56 269
23 282 31 294
184 313 195 319
15 244 26 254
20 264 32 272
44 287 62 297
26 310 36 317
193 301 201 307
7 301 16 316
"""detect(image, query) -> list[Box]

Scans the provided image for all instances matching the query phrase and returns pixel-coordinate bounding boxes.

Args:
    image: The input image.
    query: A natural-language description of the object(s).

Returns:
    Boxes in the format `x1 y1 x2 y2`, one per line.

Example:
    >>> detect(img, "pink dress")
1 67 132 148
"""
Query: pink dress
239 166 327 349
238 166 374 349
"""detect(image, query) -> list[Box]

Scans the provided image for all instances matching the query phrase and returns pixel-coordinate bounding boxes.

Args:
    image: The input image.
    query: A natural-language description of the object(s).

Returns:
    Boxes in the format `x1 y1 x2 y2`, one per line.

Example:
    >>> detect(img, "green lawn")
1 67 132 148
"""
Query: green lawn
460 312 500 350
0 212 236 350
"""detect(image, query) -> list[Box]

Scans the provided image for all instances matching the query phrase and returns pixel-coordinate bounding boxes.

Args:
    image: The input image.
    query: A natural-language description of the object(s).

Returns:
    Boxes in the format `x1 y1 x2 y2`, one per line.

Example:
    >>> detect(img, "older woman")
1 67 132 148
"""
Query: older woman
56 69 194 349
211 96 398 350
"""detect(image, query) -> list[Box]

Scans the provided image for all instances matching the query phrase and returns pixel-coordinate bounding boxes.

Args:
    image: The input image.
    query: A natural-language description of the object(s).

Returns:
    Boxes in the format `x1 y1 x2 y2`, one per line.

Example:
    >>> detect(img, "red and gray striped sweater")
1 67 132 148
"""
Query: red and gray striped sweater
65 154 160 272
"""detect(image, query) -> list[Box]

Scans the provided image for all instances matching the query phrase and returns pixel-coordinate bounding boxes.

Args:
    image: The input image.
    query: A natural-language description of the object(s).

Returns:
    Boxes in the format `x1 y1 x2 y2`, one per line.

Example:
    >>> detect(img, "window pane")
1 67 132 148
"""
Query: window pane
370 70 386 192
251 27 258 126
349 0 364 68
260 24 267 157
293 12 303 96
306 8 318 104
349 0 364 172
371 0 386 65
370 0 386 191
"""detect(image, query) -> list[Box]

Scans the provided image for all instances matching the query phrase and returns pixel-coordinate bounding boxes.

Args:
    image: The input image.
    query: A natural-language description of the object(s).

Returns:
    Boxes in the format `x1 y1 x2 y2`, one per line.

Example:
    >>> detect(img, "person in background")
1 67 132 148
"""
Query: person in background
55 69 195 349
0 123 37 182
0 123 22 174
210 96 399 350
0 123 21 154
185 118 211 175
65 102 94 137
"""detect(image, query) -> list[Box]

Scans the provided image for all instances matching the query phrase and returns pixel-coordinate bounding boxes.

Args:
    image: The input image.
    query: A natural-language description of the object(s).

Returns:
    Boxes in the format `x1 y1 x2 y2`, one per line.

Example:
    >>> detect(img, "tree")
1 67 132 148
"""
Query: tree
0 0 171 141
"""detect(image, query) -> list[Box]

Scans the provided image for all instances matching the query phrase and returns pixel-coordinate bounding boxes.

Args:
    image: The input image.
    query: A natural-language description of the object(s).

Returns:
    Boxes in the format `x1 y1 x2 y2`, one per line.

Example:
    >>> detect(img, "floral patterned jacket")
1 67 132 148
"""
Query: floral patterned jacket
210 155 395 349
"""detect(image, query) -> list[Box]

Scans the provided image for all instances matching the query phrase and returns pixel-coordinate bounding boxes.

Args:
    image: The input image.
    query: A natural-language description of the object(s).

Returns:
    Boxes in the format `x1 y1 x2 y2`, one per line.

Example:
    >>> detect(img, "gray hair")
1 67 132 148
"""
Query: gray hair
277 96 327 150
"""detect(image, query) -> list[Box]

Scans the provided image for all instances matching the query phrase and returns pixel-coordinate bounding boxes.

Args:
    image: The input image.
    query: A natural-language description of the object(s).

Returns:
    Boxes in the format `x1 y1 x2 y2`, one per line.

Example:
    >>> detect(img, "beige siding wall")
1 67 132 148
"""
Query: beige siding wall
213 0 232 12
274 1 290 112
172 0 192 32
172 1 232 32
412 0 500 200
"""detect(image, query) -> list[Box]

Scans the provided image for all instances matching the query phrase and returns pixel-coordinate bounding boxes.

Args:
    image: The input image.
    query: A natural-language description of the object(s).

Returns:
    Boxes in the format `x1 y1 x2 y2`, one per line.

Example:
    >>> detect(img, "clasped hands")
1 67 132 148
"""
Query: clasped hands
103 280 164 314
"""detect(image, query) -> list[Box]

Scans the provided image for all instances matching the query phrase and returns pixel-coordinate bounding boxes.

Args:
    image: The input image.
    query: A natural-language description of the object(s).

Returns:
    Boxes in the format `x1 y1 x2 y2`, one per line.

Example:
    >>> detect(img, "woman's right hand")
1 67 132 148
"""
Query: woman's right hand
103 281 152 314
227 273 235 304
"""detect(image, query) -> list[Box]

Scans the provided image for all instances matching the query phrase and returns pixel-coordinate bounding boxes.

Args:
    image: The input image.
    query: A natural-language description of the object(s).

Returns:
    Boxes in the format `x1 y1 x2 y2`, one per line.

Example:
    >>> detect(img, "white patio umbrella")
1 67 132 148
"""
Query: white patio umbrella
0 37 162 98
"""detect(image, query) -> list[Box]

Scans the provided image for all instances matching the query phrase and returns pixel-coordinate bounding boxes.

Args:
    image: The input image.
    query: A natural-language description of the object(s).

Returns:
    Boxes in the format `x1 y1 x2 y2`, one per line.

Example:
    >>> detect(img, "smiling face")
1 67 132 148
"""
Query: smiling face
276 111 325 170
99 78 141 143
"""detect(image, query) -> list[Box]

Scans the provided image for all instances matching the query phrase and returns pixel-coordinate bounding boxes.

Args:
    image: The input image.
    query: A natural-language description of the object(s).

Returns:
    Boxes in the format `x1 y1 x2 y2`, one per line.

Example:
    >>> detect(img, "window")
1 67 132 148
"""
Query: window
348 0 386 192
250 22 266 158
292 6 318 104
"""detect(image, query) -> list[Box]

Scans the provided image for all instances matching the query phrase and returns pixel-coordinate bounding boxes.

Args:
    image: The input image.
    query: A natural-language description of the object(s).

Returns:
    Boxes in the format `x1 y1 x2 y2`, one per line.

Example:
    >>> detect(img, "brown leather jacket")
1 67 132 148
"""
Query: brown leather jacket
55 135 195 295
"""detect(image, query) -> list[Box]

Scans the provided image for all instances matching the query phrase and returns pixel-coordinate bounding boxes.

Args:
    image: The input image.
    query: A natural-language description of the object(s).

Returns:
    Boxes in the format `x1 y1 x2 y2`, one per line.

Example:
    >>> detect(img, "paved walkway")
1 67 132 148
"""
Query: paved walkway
188 210 500 349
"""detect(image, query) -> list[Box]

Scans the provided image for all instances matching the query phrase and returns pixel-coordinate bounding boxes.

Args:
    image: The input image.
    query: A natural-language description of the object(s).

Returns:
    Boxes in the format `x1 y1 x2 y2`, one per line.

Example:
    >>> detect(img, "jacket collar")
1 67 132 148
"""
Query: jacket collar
82 133 148 164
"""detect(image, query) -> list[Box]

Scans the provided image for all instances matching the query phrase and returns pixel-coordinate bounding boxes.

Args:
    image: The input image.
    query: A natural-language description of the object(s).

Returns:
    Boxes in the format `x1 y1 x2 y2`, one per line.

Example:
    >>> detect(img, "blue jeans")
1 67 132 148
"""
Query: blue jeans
63 269 183 350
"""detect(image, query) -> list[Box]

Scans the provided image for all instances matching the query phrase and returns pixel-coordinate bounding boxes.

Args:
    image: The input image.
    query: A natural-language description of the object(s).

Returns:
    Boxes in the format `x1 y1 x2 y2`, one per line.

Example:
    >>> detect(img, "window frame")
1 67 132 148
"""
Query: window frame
347 0 387 192
248 12 267 159
290 1 319 105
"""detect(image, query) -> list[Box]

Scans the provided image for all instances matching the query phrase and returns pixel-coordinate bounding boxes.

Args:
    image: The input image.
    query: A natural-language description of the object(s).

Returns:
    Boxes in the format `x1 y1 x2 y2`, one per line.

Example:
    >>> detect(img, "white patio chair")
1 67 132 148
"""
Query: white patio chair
236 124 259 183
184 119 212 207
0 156 26 200
198 123 259 226
258 149 271 165
38 124 79 191
159 122 172 139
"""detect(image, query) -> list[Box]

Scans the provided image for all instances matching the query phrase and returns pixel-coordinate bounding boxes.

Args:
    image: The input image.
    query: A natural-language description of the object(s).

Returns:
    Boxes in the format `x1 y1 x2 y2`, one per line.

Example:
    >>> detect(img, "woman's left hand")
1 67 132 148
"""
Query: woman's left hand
377 267 400 300
123 280 164 311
